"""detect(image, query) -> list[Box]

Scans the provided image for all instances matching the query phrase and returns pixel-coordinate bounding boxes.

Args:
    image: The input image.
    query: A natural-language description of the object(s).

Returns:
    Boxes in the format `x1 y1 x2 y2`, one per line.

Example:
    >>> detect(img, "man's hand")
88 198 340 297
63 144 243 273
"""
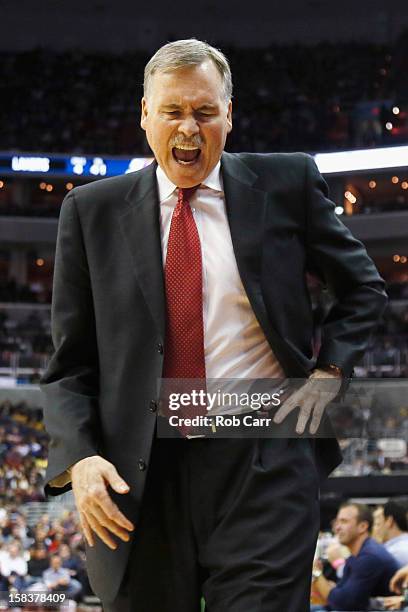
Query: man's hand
382 596 405 610
390 564 408 594
273 368 342 435
71 455 134 550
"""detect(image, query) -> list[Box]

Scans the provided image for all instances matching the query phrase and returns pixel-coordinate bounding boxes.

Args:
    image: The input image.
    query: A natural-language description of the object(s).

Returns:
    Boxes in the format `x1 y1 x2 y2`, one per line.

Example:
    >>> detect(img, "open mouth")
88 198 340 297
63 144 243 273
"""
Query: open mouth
172 146 201 165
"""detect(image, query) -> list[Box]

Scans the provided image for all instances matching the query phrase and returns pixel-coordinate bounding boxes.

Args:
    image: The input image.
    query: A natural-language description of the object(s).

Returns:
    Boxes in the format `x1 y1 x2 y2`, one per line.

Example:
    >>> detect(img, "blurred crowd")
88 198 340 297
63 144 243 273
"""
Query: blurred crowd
0 400 48 504
0 280 51 304
0 505 92 605
334 438 408 477
0 305 52 374
1 34 408 156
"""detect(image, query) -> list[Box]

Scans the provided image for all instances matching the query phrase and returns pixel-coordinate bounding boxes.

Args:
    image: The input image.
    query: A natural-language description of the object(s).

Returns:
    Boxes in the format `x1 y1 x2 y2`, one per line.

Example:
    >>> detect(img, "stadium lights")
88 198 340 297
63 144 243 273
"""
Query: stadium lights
344 191 357 204
314 145 408 174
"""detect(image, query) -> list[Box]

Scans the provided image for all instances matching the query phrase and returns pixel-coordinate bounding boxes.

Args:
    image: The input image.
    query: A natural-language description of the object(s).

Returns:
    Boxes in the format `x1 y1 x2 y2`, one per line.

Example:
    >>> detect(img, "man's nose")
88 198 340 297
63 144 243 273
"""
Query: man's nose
178 116 200 137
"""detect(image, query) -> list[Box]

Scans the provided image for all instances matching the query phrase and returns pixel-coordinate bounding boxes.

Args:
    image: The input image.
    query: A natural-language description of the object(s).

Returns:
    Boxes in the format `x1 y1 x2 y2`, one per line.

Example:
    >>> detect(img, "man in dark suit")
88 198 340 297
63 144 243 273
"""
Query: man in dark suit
41 39 387 611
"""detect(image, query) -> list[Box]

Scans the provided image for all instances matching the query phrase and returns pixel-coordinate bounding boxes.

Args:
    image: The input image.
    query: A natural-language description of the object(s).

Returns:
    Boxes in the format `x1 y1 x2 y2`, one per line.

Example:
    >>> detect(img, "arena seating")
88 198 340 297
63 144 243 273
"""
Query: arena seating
1 39 407 156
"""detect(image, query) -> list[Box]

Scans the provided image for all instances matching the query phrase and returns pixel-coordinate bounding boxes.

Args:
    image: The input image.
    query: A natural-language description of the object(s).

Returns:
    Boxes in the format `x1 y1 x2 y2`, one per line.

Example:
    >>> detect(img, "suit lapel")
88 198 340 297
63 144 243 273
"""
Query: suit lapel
221 152 272 337
118 161 166 338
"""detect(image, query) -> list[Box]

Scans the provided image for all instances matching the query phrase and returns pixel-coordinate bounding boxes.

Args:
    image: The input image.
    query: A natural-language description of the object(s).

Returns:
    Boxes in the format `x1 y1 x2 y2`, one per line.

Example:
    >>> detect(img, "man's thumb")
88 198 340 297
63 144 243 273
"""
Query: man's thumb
105 465 130 493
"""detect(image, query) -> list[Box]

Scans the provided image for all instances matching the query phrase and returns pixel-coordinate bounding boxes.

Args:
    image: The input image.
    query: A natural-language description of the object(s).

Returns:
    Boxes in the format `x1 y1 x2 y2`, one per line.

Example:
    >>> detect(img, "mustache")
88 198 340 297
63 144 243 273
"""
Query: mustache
170 135 203 148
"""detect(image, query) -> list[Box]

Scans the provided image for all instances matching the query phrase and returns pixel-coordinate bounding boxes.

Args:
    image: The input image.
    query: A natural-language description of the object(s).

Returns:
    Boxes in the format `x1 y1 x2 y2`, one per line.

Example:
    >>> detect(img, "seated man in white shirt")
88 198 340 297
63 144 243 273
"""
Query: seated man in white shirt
42 554 82 600
374 501 408 567
0 541 28 591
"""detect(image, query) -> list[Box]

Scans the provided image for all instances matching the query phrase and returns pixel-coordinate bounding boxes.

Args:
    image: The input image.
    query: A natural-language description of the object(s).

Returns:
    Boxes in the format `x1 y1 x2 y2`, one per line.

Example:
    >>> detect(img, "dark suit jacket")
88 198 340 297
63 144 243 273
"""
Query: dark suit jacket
40 151 387 602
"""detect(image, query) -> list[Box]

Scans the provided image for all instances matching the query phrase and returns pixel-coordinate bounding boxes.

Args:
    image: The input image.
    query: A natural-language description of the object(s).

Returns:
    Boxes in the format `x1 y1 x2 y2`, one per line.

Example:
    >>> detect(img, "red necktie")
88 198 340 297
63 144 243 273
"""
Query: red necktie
162 186 207 430
163 186 206 379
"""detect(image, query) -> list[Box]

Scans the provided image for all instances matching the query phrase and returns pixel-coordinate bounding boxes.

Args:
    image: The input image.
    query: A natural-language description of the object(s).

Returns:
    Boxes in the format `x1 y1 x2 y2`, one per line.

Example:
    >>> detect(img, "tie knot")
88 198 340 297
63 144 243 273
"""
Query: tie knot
177 185 200 204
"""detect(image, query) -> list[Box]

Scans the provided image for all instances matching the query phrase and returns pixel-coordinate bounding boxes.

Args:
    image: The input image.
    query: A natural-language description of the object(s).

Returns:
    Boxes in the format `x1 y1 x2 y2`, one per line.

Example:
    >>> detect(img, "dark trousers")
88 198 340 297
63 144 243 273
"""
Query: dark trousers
103 436 320 612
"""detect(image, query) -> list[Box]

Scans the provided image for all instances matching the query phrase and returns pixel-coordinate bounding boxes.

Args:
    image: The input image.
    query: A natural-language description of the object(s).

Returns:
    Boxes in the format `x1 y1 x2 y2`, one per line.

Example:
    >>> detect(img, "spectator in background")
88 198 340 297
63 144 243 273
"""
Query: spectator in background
27 543 50 581
59 543 82 579
42 554 82 600
311 502 399 611
374 501 408 567
59 543 89 595
0 540 28 592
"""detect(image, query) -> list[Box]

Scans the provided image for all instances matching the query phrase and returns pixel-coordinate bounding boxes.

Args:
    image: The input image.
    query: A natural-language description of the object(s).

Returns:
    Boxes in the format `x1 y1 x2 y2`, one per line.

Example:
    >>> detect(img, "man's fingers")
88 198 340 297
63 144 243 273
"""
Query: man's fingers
71 457 135 548
90 487 134 531
389 570 406 594
273 386 312 425
295 399 314 434
273 392 303 424
80 514 94 547
383 597 404 610
86 512 118 550
309 399 327 435
89 504 131 542
103 463 130 494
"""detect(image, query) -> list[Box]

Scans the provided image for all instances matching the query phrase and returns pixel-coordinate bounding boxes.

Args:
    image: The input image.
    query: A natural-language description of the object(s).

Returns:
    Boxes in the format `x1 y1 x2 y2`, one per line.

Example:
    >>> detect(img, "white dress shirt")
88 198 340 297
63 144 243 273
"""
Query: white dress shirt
384 533 408 567
157 162 286 414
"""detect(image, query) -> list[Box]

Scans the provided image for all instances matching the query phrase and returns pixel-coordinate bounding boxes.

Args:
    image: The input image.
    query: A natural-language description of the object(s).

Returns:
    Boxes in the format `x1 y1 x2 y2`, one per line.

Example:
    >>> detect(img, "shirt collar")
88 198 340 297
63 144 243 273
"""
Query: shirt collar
386 534 408 545
156 160 223 203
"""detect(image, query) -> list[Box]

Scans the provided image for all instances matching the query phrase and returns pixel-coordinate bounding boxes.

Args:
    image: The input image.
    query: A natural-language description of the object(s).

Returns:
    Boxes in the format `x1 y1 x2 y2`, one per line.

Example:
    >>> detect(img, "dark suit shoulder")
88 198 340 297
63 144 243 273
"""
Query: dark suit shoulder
231 151 311 169
66 161 156 216
70 171 139 203
224 151 312 192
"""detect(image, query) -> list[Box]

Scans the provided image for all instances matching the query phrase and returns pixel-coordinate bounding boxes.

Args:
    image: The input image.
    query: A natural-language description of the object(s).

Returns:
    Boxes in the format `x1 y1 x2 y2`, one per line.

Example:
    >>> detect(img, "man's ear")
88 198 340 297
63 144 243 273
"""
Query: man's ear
140 97 148 131
385 516 393 530
227 99 233 133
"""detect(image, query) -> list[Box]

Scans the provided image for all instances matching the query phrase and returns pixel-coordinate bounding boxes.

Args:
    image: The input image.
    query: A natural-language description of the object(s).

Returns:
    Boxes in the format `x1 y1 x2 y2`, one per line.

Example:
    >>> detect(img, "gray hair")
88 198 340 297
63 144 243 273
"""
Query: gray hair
144 38 233 103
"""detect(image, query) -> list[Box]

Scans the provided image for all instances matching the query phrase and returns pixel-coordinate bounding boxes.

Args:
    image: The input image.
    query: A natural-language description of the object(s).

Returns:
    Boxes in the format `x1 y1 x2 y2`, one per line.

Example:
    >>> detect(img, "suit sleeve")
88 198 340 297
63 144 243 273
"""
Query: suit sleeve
304 154 388 378
40 190 101 496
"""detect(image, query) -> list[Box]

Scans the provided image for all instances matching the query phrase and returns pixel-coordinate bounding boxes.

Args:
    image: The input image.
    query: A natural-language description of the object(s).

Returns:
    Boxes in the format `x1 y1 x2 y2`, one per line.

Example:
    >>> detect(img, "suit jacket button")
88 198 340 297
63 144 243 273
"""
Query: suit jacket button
138 459 146 471
149 400 157 412
157 343 164 354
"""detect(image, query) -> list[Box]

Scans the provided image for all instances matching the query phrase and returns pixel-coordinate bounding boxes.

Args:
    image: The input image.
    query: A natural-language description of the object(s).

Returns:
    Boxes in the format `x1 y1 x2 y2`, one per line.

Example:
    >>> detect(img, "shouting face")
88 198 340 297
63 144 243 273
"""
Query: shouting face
141 60 232 187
